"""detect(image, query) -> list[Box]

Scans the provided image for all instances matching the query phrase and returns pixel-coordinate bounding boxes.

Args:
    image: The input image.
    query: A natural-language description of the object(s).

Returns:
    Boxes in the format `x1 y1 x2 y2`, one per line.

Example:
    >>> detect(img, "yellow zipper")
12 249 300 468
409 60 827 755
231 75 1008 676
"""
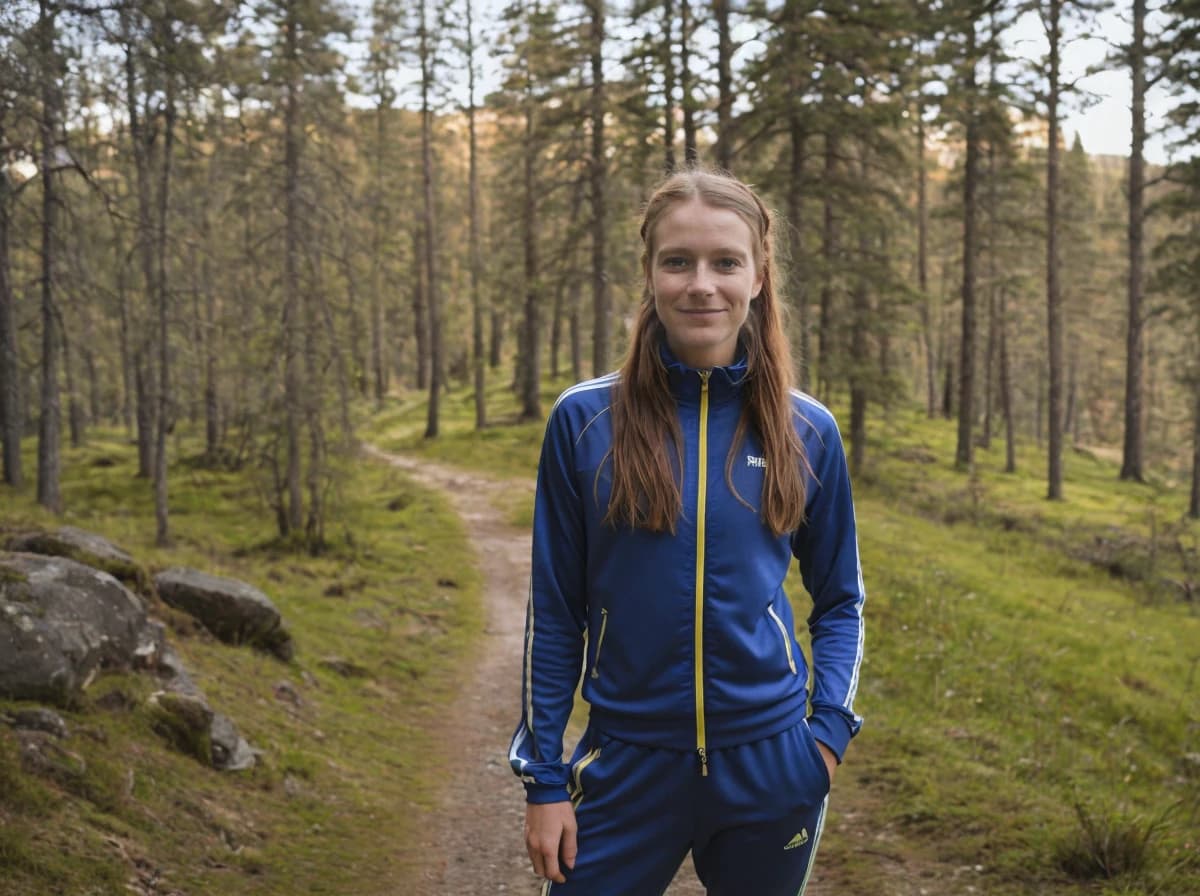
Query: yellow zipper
590 608 609 679
695 370 710 776
767 604 798 675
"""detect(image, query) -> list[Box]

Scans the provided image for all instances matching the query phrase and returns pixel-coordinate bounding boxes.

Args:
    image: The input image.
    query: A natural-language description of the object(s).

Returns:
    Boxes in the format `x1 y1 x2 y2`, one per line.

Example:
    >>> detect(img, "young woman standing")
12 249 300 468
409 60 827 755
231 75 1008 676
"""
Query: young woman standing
509 169 866 895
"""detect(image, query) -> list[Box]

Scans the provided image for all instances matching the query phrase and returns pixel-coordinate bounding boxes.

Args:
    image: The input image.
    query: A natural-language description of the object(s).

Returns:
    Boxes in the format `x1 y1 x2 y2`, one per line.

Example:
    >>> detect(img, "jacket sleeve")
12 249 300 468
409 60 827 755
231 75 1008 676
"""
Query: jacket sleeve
508 400 588 804
791 412 865 763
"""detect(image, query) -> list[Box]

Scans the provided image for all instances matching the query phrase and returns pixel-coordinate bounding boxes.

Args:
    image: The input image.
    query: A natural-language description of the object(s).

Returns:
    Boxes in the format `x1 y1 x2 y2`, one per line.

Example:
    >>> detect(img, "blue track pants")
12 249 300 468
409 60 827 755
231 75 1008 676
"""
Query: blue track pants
543 719 832 896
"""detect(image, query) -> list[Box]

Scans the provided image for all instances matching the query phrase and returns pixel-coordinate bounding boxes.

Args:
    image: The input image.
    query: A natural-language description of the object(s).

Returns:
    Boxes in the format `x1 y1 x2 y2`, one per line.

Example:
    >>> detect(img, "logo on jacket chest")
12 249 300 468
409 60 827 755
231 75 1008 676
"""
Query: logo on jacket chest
746 454 766 469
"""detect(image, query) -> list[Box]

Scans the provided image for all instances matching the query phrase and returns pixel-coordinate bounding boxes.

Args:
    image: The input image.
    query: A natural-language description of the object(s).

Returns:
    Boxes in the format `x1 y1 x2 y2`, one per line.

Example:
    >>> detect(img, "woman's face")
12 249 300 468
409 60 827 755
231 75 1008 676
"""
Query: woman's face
648 198 763 370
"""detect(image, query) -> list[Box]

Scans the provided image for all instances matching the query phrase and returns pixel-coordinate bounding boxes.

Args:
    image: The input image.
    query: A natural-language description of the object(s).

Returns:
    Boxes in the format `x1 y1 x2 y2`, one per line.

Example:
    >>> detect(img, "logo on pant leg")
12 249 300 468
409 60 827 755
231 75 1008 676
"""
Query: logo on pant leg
784 829 810 850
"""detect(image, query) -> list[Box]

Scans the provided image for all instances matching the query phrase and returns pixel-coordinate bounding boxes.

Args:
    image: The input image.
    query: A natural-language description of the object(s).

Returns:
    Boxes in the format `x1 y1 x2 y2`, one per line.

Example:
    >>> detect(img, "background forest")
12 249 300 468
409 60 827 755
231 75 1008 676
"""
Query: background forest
1 1 1200 894
1 0 1198 542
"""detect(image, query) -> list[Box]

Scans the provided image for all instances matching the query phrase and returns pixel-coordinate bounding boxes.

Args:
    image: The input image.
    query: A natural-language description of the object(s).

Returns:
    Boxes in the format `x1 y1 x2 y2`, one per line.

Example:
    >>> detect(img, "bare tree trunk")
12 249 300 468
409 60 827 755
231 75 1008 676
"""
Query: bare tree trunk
282 0 304 534
153 48 176 547
1045 0 1064 500
818 134 838 401
569 275 582 383
1190 381 1199 519
520 50 541 421
412 223 428 389
680 0 697 166
589 0 610 378
662 0 677 174
849 175 871 476
713 0 732 171
36 0 61 513
916 108 936 418
999 288 1016 473
116 245 133 436
955 25 980 472
982 140 998 450
58 307 81 447
1120 0 1146 483
466 0 486 429
786 114 809 391
0 135 21 487
421 0 443 440
370 100 388 406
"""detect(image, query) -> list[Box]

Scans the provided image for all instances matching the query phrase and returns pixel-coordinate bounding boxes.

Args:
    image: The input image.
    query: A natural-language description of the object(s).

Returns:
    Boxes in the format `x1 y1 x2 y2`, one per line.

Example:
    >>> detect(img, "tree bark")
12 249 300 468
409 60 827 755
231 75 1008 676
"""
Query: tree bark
520 44 541 421
36 0 61 513
466 0 486 429
916 107 936 418
589 0 610 377
955 24 980 472
1045 0 1064 500
713 0 733 170
680 0 697 166
153 19 177 546
662 0 677 174
818 134 838 401
0 122 21 487
421 0 443 440
283 0 304 534
1120 0 1146 482
1190 381 1199 519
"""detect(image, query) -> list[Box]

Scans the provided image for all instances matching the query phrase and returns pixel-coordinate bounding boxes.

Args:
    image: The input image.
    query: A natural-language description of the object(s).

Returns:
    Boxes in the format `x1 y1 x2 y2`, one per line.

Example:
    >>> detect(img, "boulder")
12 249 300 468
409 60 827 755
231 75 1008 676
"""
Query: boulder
5 527 148 592
6 707 69 739
154 568 293 660
146 690 256 771
0 552 162 704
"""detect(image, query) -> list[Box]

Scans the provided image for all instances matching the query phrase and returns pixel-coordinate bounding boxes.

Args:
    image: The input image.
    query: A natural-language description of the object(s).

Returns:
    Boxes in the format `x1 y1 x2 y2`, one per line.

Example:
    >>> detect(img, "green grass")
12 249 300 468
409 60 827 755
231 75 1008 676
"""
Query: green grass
0 424 483 895
368 378 1200 896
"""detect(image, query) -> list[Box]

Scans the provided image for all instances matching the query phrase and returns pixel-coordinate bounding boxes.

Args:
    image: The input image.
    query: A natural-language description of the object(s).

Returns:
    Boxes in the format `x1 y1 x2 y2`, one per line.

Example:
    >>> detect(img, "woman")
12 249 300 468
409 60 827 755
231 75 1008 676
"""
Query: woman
509 169 865 895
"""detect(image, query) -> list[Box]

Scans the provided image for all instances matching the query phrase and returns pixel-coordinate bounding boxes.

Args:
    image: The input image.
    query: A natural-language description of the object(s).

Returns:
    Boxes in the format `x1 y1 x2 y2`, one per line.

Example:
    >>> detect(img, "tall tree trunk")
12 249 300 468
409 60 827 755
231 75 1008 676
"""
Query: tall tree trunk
680 0 697 166
0 132 21 487
955 24 980 471
849 169 871 476
282 0 304 534
59 308 81 447
421 0 442 439
36 0 61 513
520 52 541 421
1190 381 1199 519
412 224 428 389
916 107 936 418
1045 0 1064 500
369 100 388 405
1120 0 1146 482
999 288 1016 472
589 0 610 377
982 140 998 450
153 51 176 547
786 117 809 391
569 275 582 383
466 0 486 429
818 134 838 401
713 0 733 170
662 0 677 174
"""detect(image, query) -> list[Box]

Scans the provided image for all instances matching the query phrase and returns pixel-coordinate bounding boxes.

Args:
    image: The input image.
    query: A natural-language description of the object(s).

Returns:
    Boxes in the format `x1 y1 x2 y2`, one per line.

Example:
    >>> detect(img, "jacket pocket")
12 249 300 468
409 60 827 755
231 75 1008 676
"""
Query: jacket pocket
589 607 609 680
766 603 798 675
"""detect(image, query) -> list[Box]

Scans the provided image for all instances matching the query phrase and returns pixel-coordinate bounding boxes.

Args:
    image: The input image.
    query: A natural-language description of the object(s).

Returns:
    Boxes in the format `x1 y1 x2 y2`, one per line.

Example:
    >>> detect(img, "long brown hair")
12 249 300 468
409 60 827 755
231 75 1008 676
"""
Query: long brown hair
603 169 808 536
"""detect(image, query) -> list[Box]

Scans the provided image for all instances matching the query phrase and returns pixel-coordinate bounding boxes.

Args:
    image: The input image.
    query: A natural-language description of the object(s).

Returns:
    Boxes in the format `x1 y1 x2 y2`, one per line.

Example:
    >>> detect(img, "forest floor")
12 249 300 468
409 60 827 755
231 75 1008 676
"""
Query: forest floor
367 444 962 896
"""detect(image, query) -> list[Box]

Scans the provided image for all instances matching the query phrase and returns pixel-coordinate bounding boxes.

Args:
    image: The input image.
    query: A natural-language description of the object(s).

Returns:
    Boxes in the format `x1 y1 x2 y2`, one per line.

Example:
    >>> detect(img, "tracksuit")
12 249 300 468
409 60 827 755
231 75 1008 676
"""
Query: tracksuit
509 351 866 895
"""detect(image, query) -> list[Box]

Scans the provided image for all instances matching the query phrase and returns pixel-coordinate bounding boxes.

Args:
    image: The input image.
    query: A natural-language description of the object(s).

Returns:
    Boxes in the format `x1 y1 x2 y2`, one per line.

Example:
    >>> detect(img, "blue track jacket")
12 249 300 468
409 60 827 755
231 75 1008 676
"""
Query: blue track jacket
509 353 866 805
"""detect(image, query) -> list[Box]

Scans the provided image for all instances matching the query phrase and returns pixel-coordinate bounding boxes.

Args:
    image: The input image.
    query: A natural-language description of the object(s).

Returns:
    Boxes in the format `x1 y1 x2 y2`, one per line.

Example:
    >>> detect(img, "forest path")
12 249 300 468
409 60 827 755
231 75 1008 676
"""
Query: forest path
368 445 940 896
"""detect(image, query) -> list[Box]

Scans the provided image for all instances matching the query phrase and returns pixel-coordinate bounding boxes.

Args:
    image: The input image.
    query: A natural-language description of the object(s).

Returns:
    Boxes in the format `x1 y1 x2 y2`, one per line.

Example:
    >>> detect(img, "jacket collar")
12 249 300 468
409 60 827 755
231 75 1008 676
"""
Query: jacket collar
659 342 749 405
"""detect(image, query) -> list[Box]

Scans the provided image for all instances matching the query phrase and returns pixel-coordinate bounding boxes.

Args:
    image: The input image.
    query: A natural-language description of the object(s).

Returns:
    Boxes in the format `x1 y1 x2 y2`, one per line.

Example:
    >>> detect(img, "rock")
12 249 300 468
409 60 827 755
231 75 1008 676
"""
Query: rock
5 527 148 591
209 712 255 771
147 691 213 762
6 707 69 739
0 552 162 704
17 728 87 780
154 568 294 660
146 691 256 772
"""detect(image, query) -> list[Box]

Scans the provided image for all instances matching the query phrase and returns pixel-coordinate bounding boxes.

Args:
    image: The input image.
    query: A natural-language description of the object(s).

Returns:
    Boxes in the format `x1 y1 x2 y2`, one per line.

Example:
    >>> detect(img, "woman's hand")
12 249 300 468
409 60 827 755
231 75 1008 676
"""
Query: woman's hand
816 741 837 786
525 801 578 883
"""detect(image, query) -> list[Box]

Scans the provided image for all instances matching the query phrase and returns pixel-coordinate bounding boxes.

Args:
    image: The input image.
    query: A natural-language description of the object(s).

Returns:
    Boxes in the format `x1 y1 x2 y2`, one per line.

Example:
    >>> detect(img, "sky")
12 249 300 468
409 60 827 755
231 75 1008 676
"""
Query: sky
1004 6 1177 165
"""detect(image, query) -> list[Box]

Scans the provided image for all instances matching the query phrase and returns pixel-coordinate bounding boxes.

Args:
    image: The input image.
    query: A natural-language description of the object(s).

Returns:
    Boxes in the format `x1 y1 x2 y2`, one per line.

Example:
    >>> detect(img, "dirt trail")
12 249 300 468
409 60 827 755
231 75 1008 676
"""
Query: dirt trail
370 446 936 896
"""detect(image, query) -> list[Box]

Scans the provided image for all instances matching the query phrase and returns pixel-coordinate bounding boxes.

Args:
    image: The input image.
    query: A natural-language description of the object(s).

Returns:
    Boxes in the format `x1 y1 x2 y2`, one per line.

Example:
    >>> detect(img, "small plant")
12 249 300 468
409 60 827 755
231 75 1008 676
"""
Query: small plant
1055 798 1171 881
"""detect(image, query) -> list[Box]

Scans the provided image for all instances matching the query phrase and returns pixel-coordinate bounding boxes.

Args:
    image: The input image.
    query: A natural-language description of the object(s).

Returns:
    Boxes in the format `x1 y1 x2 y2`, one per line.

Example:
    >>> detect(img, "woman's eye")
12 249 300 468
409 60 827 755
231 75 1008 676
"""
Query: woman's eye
662 256 688 269
716 257 739 270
